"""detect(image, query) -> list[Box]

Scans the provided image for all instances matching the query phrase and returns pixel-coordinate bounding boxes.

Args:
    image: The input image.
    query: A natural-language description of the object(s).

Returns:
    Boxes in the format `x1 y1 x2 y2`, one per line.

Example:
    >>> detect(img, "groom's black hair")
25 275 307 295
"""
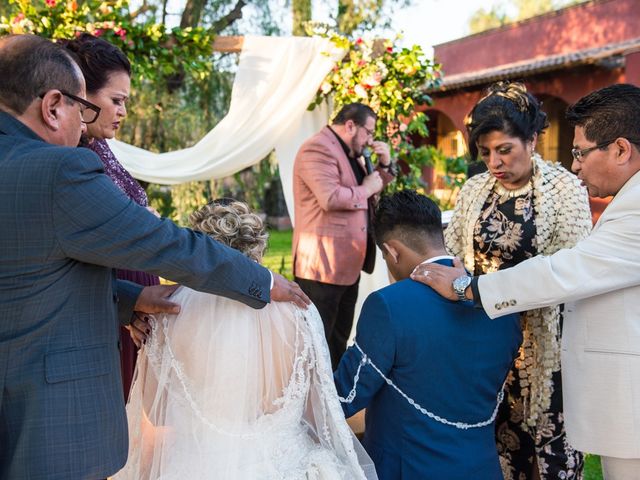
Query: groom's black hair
373 190 444 253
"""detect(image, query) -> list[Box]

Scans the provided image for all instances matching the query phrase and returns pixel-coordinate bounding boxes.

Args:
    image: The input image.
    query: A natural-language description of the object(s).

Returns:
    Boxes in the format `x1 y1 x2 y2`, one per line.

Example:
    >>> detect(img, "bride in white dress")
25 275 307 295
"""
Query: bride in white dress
115 199 376 479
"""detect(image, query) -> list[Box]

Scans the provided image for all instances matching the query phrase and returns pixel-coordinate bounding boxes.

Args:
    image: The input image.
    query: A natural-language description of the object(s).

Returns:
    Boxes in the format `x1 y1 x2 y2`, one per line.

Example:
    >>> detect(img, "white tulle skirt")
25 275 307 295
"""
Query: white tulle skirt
114 287 377 479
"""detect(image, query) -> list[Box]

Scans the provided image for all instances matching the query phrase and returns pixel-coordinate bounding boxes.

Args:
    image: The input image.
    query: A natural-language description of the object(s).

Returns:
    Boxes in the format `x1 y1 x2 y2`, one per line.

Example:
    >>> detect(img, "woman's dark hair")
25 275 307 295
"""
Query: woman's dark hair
59 33 131 94
466 82 548 160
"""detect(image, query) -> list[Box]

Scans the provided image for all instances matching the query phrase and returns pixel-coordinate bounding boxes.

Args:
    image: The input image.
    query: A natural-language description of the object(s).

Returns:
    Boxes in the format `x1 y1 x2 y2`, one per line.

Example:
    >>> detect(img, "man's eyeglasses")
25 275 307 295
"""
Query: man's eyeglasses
571 140 615 163
39 90 101 124
359 124 375 138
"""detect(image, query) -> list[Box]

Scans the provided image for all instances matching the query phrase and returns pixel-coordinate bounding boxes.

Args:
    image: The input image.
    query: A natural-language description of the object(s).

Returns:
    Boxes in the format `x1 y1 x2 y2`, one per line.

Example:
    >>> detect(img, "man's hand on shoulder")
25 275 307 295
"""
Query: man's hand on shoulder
271 273 311 309
410 257 469 301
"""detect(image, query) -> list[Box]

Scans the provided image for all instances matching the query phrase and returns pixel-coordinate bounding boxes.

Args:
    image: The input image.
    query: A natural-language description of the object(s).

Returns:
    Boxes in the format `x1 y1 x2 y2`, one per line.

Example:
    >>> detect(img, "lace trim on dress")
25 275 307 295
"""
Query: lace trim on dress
338 342 505 430
132 303 372 480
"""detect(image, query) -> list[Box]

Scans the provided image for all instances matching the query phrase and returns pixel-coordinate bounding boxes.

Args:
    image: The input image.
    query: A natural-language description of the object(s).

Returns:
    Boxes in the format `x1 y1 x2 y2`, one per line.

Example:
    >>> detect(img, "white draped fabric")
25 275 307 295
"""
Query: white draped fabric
108 35 344 186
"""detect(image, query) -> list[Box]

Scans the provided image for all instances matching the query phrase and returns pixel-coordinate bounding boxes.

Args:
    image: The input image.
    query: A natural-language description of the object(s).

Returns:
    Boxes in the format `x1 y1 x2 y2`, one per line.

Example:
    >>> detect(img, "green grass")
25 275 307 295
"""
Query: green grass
584 454 603 480
262 229 604 480
264 229 293 280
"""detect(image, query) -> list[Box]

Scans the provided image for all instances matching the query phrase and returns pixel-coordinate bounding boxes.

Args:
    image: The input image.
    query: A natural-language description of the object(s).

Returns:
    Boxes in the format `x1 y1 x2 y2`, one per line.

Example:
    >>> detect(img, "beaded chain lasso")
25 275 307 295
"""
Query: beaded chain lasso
338 342 505 430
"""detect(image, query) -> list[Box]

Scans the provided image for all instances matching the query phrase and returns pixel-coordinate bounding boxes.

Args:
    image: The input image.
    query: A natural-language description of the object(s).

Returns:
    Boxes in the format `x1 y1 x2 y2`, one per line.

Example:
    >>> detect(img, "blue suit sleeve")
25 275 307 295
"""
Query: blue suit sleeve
334 291 395 417
116 280 143 325
51 148 271 308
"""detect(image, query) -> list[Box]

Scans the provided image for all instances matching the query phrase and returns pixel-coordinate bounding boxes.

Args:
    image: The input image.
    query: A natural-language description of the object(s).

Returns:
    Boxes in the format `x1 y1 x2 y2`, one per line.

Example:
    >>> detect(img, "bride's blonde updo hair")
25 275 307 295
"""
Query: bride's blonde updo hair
189 199 268 262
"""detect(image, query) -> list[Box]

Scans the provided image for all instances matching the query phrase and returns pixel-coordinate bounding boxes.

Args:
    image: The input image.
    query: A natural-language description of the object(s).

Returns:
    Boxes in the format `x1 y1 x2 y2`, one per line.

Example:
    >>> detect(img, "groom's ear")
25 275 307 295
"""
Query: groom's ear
382 241 399 264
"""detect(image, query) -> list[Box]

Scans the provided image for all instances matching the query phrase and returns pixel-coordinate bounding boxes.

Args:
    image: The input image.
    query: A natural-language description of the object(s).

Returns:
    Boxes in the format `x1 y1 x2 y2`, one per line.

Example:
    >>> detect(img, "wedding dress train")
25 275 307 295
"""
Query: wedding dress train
114 287 376 479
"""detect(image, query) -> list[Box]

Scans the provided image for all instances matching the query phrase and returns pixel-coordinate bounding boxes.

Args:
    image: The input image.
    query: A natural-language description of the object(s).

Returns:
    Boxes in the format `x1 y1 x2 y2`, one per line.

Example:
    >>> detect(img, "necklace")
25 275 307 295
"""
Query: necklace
492 178 533 200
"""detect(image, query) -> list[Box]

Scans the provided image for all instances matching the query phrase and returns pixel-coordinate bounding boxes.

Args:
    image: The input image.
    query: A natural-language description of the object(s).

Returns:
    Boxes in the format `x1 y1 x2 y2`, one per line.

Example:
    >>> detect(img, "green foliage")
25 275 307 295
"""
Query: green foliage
0 0 215 89
263 229 293 280
584 454 603 480
390 145 466 210
336 0 414 36
468 5 510 33
232 154 279 213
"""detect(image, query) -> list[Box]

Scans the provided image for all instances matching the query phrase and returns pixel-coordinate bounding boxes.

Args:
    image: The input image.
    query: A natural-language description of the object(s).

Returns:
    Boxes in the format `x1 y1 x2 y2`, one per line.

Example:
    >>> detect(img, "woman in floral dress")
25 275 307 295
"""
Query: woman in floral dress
445 82 592 479
62 34 160 398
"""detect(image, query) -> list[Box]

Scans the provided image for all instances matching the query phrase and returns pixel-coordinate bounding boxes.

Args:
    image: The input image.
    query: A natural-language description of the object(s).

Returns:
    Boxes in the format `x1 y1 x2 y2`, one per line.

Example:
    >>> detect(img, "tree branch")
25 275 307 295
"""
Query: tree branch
210 0 247 35
130 0 154 20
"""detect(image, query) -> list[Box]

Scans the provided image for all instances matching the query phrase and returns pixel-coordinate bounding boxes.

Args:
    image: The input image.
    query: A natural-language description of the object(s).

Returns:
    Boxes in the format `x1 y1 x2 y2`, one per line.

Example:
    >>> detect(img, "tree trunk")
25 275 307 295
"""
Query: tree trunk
292 0 311 36
337 0 353 34
180 0 208 28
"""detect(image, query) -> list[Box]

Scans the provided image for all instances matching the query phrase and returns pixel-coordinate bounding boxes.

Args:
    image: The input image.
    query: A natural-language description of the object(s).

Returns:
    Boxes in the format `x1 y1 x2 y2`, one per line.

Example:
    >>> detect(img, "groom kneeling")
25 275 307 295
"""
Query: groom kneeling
334 190 522 480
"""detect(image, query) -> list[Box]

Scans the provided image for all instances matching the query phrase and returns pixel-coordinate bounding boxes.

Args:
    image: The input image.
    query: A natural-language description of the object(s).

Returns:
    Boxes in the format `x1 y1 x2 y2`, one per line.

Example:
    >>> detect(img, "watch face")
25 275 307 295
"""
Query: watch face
453 275 471 292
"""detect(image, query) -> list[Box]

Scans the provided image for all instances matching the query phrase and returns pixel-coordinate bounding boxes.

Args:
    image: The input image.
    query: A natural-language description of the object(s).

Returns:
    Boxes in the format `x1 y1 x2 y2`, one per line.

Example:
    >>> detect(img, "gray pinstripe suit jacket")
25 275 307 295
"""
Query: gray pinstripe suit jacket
0 111 270 479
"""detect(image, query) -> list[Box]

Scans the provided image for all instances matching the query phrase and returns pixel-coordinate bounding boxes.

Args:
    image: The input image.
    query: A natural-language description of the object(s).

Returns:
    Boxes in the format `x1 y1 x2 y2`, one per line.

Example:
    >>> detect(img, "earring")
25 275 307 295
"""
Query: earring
531 150 537 176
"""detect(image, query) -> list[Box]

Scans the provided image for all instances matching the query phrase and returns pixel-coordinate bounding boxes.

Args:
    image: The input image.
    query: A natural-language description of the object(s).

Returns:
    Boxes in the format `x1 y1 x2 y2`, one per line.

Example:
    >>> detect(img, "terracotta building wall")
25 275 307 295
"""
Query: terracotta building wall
434 0 640 76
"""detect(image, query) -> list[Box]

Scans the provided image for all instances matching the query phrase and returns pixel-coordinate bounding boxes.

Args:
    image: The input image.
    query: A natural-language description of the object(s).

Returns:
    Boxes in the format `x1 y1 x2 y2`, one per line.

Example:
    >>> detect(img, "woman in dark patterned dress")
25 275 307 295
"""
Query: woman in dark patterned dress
445 82 593 479
62 34 160 399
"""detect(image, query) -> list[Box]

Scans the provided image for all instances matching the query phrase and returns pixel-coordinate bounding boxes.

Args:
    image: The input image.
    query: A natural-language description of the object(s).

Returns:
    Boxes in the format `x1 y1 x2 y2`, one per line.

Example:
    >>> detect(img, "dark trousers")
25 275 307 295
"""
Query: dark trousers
295 276 360 369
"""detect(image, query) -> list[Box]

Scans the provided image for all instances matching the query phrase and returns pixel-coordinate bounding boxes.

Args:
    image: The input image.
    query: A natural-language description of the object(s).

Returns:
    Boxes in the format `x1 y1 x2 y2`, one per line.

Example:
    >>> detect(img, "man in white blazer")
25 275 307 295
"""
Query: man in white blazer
411 83 640 479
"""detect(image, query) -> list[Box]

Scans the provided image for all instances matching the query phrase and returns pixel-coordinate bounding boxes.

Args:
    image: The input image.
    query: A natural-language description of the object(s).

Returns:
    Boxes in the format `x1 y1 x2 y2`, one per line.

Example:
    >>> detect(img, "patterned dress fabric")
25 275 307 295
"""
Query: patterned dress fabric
445 155 593 480
86 139 160 399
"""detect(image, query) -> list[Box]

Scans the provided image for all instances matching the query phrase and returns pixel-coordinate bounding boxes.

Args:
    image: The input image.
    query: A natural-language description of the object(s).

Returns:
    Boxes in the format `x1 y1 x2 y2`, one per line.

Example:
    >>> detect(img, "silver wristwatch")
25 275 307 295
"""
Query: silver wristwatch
452 275 472 302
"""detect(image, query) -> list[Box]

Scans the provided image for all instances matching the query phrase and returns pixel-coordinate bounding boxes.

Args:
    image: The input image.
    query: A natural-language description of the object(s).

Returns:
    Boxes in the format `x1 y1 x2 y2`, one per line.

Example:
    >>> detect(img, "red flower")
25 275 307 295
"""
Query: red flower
356 38 363 45
94 29 104 37
45 0 57 7
386 46 393 53
114 27 127 39
357 60 366 67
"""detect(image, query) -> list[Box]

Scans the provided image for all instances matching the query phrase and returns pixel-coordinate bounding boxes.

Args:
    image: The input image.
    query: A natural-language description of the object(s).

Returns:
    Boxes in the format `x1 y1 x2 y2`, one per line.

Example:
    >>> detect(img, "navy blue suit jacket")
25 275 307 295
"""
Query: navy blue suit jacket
334 260 522 480
0 111 271 479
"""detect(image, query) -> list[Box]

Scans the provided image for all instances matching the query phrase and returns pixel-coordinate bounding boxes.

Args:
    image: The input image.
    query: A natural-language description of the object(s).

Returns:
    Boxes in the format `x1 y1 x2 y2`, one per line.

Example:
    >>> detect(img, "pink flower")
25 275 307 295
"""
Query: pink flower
45 0 57 7
94 28 104 37
12 13 25 23
356 38 363 45
114 27 127 39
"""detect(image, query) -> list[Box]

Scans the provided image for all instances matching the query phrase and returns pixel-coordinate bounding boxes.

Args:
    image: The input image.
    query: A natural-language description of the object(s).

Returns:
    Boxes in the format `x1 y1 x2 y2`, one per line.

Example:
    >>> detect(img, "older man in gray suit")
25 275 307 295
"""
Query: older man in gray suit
0 35 308 480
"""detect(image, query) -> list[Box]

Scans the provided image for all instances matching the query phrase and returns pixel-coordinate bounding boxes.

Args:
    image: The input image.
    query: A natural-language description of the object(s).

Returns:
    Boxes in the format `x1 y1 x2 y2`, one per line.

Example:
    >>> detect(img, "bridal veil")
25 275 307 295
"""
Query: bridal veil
115 287 376 479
